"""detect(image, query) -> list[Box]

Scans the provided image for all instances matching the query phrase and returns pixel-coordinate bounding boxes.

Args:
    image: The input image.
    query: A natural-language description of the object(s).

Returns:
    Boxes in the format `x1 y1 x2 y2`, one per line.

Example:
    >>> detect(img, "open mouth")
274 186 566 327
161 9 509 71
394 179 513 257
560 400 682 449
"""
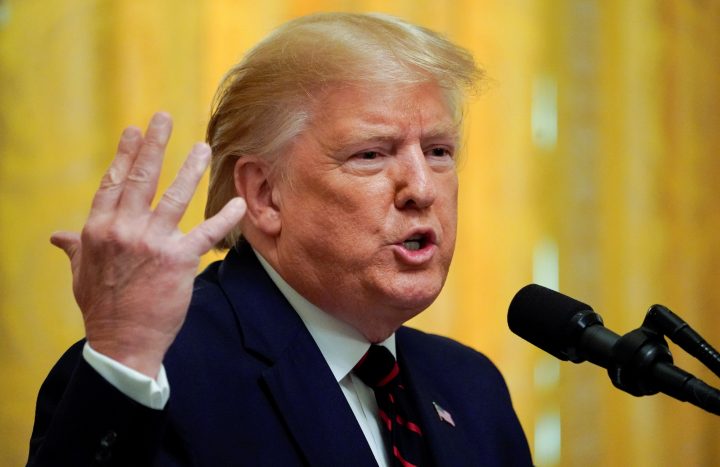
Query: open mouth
402 233 430 251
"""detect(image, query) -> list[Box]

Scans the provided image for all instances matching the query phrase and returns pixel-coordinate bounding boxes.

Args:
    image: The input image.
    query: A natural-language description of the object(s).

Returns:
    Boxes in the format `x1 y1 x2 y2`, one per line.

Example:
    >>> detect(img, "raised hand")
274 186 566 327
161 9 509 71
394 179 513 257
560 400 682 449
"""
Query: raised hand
50 113 246 378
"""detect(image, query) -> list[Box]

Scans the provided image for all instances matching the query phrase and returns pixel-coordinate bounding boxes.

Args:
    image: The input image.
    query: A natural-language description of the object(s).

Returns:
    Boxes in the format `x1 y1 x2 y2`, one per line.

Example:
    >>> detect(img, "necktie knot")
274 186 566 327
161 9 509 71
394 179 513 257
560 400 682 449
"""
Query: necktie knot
354 345 399 388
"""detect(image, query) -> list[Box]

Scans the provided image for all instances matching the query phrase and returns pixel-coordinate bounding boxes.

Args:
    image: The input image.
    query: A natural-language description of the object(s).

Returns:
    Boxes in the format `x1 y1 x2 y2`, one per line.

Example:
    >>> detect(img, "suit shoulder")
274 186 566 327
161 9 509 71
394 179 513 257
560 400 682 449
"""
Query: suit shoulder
185 260 233 322
191 259 223 297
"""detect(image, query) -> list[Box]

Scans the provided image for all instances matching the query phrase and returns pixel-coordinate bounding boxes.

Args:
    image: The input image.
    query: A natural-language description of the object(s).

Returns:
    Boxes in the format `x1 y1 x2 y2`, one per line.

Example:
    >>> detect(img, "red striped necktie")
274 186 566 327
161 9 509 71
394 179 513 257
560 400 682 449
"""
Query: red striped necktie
353 345 430 467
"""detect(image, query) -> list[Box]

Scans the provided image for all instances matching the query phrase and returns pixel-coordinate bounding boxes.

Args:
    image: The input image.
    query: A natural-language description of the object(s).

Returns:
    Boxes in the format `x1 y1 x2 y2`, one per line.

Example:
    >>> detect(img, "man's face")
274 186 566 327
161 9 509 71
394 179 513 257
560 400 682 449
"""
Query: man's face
272 82 459 342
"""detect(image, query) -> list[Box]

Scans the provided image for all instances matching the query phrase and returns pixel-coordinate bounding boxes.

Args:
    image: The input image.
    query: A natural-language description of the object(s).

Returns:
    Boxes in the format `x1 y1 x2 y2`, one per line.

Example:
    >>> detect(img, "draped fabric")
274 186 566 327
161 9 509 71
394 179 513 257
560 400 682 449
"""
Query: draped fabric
1 1 719 465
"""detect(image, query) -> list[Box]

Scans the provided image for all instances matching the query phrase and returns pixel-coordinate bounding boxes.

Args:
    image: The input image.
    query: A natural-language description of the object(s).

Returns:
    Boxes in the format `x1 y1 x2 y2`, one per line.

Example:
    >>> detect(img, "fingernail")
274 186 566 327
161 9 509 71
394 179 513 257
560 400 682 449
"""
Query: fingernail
150 112 170 126
49 232 60 246
230 197 247 212
192 142 211 157
121 127 140 141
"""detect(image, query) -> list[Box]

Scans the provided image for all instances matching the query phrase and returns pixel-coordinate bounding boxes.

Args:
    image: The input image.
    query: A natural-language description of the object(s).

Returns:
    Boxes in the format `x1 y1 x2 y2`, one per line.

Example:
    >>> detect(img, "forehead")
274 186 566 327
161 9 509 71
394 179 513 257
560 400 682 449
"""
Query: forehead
308 82 460 147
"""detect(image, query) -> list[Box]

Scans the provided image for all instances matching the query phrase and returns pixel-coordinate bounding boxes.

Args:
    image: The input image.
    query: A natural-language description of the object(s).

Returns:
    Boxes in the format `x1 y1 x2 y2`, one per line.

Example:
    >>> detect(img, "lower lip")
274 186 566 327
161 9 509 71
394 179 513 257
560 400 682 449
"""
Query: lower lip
391 243 437 265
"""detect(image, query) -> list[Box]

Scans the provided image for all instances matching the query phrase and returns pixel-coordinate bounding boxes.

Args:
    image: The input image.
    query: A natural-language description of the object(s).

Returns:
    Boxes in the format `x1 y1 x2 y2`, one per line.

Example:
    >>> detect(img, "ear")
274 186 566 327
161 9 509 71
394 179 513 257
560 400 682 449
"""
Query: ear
233 157 282 237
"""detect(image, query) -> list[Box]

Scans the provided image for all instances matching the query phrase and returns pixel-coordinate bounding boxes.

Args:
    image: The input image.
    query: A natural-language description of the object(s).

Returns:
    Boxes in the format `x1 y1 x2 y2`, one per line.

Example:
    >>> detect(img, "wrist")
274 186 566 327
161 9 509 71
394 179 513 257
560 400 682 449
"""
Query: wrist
86 328 172 379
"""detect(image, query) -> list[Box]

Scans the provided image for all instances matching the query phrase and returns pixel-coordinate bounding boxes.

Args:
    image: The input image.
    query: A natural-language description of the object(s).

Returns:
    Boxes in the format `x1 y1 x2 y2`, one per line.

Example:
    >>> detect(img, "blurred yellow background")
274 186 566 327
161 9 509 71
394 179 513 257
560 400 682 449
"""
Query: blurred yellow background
2 0 719 465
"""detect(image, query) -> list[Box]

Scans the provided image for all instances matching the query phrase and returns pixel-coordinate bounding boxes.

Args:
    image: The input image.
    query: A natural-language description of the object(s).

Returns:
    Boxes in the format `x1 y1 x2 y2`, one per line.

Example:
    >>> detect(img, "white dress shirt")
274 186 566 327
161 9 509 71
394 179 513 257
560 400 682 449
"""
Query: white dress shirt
84 249 393 467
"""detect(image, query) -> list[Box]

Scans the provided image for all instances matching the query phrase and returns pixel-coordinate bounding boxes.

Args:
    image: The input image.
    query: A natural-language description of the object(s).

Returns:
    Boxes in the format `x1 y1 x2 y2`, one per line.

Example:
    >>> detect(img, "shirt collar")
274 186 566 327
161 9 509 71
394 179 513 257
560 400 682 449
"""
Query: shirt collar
253 249 396 382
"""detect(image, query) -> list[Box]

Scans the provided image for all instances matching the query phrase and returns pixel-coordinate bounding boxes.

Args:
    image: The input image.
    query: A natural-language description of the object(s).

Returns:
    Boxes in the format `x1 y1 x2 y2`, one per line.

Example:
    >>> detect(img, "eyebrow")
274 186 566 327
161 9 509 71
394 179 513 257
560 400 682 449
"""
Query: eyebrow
327 121 461 152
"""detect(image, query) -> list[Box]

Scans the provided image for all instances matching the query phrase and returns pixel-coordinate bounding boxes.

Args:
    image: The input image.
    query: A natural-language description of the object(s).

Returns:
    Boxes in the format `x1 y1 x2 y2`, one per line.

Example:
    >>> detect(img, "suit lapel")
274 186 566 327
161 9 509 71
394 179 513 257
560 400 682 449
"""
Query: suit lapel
398 331 478 467
217 244 377 467
262 331 378 467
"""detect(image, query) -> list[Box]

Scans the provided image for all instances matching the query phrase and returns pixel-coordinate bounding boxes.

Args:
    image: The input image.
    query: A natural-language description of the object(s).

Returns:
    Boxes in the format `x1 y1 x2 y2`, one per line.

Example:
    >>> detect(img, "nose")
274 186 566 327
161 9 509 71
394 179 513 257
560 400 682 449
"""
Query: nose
393 146 437 210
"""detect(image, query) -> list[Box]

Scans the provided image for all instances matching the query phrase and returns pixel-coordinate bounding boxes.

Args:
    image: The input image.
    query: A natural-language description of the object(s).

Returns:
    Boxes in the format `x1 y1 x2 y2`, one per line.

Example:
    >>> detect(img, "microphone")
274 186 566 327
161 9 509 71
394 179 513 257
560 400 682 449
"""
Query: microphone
507 284 618 368
508 284 720 415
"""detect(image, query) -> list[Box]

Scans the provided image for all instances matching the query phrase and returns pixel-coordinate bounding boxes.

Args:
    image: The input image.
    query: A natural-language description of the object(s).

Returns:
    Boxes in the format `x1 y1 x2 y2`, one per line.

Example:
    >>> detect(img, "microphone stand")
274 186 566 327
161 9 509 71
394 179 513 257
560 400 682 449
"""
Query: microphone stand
604 307 720 416
643 304 720 378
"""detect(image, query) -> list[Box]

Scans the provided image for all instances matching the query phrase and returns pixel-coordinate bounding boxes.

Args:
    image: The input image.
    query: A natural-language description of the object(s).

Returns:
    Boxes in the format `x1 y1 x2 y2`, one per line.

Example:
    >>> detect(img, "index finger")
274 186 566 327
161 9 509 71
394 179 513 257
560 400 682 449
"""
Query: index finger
151 142 212 233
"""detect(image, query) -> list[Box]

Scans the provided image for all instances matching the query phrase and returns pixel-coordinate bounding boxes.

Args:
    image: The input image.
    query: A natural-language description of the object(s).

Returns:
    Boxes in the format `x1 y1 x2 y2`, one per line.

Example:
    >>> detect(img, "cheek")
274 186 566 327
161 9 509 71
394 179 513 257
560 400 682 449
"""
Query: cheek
438 183 459 257
439 180 459 220
288 199 380 259
308 179 392 227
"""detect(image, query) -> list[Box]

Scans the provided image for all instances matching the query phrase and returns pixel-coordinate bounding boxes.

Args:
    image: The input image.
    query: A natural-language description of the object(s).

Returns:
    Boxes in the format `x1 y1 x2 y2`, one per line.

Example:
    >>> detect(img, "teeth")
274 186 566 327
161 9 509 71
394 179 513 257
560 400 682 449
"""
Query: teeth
402 233 429 251
404 241 421 251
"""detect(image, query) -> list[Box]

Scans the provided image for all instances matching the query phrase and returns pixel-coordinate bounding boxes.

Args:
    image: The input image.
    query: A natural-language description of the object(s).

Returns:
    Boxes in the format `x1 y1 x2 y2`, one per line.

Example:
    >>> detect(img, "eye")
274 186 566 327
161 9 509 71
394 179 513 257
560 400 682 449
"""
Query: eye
346 150 386 172
357 151 379 160
427 147 453 158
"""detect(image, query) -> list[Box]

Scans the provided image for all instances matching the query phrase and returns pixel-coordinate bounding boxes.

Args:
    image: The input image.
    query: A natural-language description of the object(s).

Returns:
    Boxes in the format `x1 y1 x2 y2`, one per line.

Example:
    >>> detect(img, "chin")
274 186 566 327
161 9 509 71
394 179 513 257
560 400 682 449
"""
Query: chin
355 285 440 342
385 281 443 316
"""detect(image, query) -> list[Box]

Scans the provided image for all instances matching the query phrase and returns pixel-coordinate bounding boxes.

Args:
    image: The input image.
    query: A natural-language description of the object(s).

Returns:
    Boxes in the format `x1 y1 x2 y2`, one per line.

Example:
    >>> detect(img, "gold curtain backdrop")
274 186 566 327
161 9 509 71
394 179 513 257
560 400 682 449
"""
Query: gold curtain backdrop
1 0 719 465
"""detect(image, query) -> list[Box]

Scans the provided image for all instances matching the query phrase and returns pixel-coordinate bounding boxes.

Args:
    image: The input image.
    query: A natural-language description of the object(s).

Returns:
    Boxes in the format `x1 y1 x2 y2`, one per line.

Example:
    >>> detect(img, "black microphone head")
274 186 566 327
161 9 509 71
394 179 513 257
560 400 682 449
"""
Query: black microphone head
508 284 596 361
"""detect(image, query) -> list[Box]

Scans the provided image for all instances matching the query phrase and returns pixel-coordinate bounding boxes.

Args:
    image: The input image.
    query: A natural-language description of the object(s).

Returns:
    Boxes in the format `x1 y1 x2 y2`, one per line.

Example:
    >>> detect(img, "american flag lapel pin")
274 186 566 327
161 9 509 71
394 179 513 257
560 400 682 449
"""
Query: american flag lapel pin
432 402 456 427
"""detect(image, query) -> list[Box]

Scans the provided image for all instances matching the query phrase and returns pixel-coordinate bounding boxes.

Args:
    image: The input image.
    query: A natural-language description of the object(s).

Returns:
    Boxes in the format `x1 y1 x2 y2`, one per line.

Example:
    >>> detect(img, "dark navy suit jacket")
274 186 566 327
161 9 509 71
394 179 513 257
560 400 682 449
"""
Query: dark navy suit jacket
28 243 532 466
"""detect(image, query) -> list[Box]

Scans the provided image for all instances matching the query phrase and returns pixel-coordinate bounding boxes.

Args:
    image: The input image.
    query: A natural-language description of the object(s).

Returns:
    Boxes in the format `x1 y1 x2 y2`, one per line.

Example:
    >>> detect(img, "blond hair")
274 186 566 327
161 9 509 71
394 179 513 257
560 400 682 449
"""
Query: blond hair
205 12 482 249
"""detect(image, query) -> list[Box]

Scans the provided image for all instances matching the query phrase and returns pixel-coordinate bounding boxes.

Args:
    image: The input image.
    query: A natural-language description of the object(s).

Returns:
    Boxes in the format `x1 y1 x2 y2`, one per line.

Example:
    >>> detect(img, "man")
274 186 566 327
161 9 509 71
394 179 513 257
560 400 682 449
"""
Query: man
28 12 532 467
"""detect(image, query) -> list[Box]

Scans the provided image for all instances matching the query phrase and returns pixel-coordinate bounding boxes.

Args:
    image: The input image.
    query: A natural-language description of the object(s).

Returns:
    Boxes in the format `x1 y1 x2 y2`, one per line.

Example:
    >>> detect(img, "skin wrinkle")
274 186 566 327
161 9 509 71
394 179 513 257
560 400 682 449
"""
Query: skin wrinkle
205 13 481 250
304 81 459 155
260 82 458 343
311 95 459 177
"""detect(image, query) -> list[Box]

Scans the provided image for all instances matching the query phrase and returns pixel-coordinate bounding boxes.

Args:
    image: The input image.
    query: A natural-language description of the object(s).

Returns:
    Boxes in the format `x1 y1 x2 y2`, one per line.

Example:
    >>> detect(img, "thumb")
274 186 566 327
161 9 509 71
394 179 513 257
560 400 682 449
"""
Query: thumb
183 197 247 255
50 231 81 261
